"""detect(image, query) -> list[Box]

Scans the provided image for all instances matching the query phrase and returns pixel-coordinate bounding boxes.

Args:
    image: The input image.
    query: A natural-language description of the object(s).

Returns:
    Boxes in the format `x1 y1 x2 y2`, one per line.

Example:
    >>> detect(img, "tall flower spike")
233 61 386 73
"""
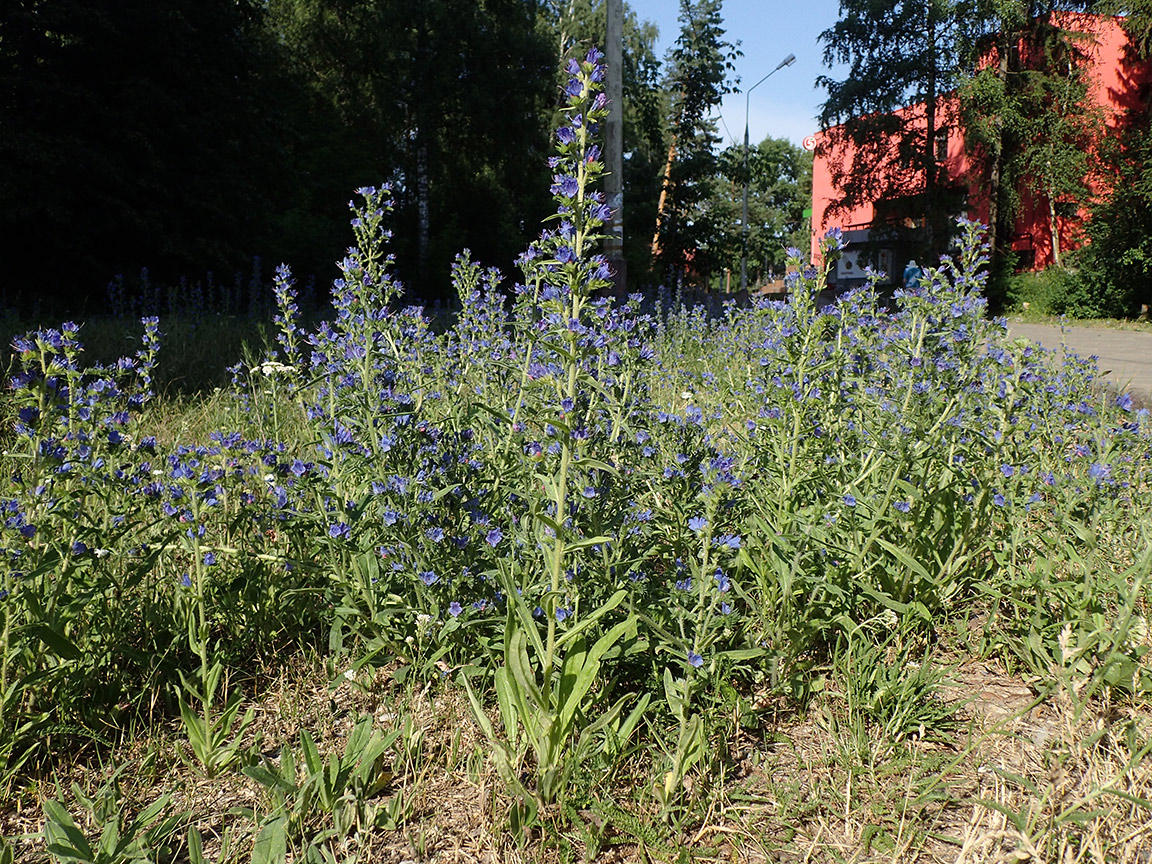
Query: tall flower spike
521 46 613 304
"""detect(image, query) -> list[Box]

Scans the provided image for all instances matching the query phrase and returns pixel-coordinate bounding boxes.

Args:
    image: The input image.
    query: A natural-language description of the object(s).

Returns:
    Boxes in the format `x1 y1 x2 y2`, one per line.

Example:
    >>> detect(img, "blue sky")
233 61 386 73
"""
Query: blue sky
625 0 849 149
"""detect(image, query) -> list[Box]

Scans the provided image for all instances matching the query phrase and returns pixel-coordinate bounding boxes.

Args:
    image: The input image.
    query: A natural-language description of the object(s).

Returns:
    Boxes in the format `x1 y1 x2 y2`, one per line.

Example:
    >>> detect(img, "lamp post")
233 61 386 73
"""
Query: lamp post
741 53 795 292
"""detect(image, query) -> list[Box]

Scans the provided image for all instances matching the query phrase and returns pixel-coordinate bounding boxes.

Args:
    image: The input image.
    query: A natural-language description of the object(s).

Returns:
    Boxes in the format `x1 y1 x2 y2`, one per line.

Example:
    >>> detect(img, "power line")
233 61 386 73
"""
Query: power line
715 110 738 148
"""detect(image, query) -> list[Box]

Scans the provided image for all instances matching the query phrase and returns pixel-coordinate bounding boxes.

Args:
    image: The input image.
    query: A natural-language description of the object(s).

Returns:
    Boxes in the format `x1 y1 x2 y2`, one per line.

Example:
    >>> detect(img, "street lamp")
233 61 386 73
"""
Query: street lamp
741 52 796 292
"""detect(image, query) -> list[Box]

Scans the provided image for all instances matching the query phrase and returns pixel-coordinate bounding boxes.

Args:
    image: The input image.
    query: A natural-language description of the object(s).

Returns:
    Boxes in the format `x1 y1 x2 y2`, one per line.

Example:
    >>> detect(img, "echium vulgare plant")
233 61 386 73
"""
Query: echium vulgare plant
1 320 166 774
256 188 498 667
722 218 1152 695
459 47 657 826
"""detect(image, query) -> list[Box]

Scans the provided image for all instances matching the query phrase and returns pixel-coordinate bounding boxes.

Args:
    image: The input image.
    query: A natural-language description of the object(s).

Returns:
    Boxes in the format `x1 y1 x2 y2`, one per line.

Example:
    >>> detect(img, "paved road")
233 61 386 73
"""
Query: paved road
1007 321 1152 407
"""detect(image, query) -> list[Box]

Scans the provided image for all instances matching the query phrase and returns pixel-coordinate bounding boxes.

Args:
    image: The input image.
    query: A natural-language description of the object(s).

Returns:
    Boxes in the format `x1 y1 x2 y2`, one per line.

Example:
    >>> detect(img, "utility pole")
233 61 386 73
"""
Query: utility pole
741 53 795 291
604 0 626 295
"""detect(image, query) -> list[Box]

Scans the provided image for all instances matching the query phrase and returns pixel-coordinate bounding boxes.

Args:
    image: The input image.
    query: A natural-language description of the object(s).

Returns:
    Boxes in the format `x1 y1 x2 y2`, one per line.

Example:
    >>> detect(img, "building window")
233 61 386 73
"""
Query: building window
934 128 948 163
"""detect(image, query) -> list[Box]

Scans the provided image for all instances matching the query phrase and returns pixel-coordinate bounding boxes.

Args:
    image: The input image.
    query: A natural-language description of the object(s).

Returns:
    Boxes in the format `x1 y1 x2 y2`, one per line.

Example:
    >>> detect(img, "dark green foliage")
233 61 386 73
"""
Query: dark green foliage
1050 255 1144 320
0 0 295 311
959 2 1099 305
211 0 558 300
654 0 741 287
1066 4 1152 317
718 136 813 279
0 0 558 310
1004 267 1077 315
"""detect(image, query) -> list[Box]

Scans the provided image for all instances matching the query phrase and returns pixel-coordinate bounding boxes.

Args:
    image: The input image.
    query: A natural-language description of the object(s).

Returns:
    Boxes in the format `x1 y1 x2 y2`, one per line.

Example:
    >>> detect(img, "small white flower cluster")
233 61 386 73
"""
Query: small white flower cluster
257 360 297 377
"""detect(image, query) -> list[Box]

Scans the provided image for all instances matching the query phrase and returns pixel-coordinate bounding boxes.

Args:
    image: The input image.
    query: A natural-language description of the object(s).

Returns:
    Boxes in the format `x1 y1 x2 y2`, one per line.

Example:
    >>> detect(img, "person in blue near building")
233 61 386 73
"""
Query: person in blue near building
903 259 923 290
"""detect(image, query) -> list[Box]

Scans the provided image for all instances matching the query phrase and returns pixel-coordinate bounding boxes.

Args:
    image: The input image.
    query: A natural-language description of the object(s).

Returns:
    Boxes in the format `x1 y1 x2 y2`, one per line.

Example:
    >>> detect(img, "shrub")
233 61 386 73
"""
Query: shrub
1005 266 1078 316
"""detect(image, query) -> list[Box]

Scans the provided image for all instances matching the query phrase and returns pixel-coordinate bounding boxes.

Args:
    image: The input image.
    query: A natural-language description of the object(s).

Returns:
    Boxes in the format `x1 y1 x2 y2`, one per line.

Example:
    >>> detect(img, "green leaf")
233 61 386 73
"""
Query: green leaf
563 535 615 553
300 730 323 778
493 667 519 750
506 628 547 715
663 667 685 716
718 647 767 662
251 817 287 864
179 696 210 756
243 762 298 795
126 791 173 836
555 589 629 649
32 625 83 662
430 484 462 503
570 457 619 475
874 537 932 583
460 673 498 742
43 799 93 862
557 617 635 733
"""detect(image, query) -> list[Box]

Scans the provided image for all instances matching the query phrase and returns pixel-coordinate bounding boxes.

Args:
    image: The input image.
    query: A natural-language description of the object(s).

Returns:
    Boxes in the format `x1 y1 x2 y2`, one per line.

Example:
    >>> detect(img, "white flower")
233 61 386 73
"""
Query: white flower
680 391 694 400
258 361 296 377
343 668 356 682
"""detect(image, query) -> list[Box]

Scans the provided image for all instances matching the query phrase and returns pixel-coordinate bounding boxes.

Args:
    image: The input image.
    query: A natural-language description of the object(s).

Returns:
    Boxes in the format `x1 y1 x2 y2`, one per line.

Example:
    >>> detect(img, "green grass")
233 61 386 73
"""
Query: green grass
1 376 1149 863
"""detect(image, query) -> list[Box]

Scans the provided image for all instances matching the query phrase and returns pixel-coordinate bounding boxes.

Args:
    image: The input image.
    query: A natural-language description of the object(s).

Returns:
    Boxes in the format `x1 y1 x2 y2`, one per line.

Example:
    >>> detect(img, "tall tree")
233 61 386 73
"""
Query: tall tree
538 0 667 285
0 0 293 309
958 1 1098 289
654 0 741 287
266 0 555 297
1063 0 1152 316
719 136 813 283
817 0 967 253
1018 48 1101 267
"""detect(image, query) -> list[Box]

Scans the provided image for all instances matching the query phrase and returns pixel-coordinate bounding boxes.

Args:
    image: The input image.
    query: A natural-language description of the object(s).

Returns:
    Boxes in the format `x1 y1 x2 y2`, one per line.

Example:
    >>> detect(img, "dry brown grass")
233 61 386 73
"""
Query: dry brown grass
3 651 1151 864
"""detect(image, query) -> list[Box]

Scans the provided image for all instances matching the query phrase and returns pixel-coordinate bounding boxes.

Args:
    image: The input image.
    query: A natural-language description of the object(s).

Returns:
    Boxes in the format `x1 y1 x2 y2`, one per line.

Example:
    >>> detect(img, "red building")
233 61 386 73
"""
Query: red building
810 13 1148 287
